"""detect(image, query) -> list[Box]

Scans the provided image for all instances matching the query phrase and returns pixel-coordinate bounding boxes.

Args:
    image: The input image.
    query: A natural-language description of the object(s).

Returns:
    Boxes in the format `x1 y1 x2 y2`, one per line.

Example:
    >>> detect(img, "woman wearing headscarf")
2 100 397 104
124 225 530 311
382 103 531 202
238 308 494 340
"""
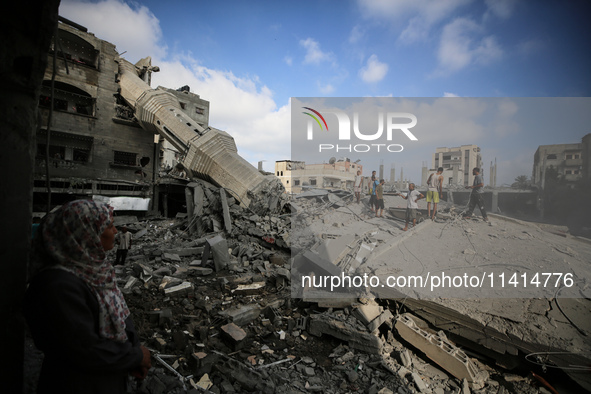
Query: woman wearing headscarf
25 200 151 393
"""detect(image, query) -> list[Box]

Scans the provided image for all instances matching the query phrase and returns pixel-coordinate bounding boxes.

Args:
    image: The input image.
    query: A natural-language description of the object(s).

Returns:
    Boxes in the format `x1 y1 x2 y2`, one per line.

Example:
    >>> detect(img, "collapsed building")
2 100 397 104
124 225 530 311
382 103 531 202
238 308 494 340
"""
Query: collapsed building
16 15 591 394
33 18 283 217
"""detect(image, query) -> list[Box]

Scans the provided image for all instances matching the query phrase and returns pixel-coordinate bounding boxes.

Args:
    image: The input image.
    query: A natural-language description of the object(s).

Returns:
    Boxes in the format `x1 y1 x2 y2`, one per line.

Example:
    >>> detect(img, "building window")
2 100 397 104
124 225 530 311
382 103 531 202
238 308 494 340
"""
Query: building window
547 154 557 160
566 154 573 159
276 171 279 176
294 179 300 186
51 29 99 68
575 154 580 159
574 170 580 174
286 180 289 184
36 130 93 164
195 107 204 115
566 170 572 174
310 179 317 186
113 151 137 166
180 102 186 110
281 171 283 176
39 81 95 116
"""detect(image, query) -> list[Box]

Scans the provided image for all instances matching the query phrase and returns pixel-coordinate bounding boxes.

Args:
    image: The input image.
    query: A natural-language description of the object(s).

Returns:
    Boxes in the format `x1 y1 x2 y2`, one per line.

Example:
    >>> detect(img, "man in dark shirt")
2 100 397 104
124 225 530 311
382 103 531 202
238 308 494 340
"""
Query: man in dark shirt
463 167 488 222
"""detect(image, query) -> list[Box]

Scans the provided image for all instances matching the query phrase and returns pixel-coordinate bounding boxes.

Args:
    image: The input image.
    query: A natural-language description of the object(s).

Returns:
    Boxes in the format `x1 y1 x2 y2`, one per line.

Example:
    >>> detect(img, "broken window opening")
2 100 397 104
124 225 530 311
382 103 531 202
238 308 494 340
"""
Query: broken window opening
50 28 99 68
195 107 204 115
39 81 95 116
113 150 137 166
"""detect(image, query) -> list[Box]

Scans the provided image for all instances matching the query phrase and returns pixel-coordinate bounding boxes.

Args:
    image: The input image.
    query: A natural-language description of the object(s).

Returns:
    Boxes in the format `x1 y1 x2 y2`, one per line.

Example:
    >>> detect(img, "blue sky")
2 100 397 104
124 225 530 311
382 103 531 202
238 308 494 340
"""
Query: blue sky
60 0 591 185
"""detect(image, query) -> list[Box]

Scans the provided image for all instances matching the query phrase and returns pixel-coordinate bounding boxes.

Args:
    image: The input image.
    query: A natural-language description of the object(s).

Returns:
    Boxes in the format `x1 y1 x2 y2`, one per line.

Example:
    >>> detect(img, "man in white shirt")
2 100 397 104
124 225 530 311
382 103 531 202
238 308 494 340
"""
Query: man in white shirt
396 183 424 231
114 226 132 265
353 170 364 204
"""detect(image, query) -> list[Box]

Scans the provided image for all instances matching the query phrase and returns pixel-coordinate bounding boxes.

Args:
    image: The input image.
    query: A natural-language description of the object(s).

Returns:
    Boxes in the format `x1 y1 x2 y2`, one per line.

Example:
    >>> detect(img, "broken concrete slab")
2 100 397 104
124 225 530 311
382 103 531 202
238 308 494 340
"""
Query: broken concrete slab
220 323 247 350
308 313 382 354
395 313 488 389
219 304 261 326
202 234 230 272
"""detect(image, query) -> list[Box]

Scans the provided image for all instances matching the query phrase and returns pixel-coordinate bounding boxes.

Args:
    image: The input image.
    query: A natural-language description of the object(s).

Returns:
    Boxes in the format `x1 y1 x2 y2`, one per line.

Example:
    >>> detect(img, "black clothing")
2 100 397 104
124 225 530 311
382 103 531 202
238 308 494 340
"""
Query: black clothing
24 269 143 394
114 249 129 265
465 193 487 218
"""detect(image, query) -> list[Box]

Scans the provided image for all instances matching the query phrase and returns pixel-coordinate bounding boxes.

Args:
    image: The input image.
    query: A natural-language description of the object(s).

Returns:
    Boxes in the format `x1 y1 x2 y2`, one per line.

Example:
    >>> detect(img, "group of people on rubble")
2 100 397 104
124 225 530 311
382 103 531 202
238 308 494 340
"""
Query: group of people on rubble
353 166 488 231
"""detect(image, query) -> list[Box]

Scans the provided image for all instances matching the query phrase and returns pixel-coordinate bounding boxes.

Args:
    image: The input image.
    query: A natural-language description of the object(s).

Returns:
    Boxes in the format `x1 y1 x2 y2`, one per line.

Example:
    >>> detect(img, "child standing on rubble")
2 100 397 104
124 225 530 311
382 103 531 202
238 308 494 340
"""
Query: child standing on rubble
25 200 151 393
396 183 424 231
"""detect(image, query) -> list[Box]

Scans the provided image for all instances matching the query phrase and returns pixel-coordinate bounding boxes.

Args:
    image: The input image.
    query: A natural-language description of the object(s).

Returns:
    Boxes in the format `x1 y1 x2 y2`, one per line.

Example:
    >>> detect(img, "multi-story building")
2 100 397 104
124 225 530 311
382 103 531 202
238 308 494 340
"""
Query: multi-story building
532 135 591 186
275 159 363 194
33 19 211 216
431 145 483 187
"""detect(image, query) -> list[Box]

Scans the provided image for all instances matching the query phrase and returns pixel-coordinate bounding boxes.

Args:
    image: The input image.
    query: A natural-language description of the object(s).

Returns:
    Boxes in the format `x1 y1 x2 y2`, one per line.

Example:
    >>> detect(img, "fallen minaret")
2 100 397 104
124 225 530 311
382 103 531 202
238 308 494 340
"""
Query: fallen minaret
117 57 284 215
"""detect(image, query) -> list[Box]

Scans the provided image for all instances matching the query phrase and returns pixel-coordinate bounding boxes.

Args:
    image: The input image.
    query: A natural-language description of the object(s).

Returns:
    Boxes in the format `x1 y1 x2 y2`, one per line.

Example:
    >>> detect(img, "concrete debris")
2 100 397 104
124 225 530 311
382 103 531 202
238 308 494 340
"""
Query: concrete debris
395 313 489 389
23 183 590 394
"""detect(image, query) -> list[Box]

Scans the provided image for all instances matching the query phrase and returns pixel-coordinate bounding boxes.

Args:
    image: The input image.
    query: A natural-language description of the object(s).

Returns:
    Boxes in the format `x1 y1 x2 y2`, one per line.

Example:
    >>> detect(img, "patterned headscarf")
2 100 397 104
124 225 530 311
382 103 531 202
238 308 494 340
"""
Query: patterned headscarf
41 199 130 342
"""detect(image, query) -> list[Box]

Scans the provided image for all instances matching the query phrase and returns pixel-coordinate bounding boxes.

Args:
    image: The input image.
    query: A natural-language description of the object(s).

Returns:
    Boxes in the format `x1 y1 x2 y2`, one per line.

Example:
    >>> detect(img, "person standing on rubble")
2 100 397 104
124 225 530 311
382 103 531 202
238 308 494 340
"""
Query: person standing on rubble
396 183 424 231
25 200 151 393
369 171 379 212
426 167 444 220
375 179 386 217
114 225 132 265
353 170 364 204
463 167 489 222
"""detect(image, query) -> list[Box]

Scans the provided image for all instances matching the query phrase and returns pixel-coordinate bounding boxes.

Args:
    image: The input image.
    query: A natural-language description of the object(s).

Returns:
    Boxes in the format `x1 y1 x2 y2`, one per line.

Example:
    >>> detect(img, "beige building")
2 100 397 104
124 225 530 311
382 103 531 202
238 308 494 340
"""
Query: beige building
275 159 363 194
432 145 483 187
532 136 589 186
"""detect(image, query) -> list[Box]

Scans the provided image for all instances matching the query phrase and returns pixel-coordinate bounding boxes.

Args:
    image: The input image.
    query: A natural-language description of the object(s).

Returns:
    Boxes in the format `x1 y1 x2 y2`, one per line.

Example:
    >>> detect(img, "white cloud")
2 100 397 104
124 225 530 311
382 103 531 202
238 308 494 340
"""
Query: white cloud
443 92 460 97
300 37 333 65
284 55 293 66
318 83 335 94
359 54 388 83
357 0 471 44
61 0 290 172
152 59 290 166
349 25 365 44
437 18 503 74
484 0 517 19
59 0 166 62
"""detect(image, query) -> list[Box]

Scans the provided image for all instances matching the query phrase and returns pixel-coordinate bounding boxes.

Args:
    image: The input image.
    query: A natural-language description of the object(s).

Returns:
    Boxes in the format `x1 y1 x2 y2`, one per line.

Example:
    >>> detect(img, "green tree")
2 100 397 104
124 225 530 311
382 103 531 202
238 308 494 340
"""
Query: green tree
512 175 530 189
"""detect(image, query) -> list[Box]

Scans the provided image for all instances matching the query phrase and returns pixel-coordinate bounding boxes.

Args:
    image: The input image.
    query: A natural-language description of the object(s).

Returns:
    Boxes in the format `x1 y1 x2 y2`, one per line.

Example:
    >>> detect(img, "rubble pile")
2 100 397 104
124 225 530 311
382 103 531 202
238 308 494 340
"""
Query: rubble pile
98 185 573 394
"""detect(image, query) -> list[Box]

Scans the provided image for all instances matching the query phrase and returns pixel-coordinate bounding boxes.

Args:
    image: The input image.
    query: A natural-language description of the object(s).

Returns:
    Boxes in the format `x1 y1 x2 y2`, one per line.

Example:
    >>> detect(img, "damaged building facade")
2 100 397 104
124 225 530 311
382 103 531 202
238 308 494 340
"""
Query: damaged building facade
34 20 158 212
531 134 591 187
276 158 363 194
34 19 282 217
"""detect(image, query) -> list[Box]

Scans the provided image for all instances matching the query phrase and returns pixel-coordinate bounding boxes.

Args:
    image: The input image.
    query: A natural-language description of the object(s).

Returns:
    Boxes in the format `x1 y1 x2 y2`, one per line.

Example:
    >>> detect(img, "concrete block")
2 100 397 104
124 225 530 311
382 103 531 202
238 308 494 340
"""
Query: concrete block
221 322 247 350
234 281 266 295
219 304 261 326
220 188 232 233
162 252 181 262
368 309 394 332
203 234 230 271
411 372 428 393
308 314 382 354
163 281 193 296
395 314 488 388
353 304 382 325
190 267 214 276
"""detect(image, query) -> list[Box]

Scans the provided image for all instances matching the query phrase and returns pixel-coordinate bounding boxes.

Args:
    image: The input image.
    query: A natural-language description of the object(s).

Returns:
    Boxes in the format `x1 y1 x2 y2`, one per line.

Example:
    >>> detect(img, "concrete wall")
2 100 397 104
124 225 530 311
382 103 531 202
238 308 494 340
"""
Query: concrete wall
0 1 60 391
